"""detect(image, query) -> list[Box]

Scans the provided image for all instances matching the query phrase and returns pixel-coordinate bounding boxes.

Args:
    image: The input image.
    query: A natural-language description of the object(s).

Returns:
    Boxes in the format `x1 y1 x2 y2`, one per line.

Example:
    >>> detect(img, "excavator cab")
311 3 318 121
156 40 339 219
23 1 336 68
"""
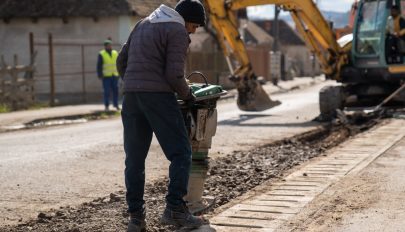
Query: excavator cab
354 0 387 57
351 0 405 76
340 0 405 108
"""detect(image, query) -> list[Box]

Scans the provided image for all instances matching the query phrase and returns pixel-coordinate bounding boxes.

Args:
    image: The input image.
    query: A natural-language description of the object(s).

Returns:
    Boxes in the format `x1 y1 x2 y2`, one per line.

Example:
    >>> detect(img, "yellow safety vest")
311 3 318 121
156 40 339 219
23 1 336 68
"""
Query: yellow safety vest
100 49 119 77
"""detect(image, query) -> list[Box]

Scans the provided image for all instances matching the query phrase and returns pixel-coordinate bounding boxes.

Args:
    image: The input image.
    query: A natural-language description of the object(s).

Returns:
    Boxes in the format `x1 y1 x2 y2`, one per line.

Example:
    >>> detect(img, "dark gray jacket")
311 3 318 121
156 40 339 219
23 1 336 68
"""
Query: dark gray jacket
117 5 191 99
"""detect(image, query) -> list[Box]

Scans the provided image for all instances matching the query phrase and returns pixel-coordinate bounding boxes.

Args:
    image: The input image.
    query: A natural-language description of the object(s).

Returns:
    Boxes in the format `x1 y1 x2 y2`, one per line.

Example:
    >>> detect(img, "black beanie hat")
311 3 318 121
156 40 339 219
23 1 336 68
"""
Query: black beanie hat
175 0 206 26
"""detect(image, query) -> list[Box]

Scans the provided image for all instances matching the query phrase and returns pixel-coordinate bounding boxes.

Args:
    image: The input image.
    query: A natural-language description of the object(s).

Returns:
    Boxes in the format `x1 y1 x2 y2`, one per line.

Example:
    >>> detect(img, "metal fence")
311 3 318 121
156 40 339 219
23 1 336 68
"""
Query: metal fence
30 33 234 106
30 33 121 106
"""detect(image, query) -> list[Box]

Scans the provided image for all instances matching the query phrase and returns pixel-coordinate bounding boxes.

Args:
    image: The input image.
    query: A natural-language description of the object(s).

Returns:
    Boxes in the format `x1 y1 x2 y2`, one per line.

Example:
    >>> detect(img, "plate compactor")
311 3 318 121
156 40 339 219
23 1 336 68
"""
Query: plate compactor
179 72 227 214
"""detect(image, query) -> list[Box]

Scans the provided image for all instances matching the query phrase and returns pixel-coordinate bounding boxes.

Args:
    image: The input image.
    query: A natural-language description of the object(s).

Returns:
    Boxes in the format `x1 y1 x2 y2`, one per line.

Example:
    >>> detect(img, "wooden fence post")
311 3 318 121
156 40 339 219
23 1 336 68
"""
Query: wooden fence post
0 55 6 103
0 54 36 110
29 32 34 60
48 33 55 106
0 61 3 102
81 45 87 103
12 55 18 110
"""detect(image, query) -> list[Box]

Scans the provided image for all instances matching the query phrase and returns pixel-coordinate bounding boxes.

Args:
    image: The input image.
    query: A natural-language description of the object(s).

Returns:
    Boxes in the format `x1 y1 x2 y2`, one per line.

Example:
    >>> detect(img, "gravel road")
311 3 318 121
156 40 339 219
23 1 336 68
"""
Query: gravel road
0 81 333 226
1 122 357 232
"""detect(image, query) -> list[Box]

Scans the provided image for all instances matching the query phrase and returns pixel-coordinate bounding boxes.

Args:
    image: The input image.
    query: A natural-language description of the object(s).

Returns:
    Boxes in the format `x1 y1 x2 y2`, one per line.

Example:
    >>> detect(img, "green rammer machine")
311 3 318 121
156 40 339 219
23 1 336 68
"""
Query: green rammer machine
179 71 227 214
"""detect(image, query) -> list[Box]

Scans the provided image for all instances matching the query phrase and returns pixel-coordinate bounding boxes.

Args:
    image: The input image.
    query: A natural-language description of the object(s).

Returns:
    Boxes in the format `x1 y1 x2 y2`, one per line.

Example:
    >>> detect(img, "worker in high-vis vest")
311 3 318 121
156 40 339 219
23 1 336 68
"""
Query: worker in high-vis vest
97 39 120 111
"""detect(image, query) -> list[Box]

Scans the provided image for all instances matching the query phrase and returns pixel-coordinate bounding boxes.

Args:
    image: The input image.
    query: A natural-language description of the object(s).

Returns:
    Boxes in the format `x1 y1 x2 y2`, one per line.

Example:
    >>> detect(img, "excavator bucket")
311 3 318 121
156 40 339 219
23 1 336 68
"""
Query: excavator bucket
237 78 281 111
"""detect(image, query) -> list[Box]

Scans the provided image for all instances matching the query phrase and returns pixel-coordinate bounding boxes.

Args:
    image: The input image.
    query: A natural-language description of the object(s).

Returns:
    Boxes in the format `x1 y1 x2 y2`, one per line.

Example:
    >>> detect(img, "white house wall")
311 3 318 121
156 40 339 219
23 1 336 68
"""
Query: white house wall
118 16 132 44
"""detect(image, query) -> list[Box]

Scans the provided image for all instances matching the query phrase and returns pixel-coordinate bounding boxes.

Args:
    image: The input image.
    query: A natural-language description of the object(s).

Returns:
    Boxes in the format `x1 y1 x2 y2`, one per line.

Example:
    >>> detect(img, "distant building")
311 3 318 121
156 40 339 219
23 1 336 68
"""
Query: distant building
241 20 274 81
0 0 177 104
184 27 233 88
254 19 321 77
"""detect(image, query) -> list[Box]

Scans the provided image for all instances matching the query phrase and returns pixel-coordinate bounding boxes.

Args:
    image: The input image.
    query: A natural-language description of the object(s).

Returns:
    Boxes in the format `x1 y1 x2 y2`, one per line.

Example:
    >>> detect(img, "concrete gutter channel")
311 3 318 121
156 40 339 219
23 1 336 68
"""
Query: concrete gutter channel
204 119 405 232
0 114 391 232
0 77 323 133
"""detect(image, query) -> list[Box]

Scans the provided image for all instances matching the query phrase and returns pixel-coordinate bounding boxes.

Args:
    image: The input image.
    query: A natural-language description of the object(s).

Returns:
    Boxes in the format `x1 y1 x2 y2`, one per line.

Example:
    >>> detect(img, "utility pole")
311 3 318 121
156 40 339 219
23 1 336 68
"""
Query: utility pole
272 5 280 52
271 5 281 84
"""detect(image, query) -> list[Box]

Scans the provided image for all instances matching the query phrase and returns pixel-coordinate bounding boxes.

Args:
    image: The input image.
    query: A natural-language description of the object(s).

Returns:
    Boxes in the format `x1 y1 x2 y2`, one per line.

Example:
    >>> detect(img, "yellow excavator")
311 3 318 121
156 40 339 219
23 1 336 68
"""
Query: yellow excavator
202 0 405 118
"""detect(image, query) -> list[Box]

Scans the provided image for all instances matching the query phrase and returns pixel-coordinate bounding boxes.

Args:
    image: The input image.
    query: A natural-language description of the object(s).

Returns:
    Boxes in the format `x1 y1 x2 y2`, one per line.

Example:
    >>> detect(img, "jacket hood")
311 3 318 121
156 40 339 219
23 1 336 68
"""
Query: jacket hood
148 4 185 26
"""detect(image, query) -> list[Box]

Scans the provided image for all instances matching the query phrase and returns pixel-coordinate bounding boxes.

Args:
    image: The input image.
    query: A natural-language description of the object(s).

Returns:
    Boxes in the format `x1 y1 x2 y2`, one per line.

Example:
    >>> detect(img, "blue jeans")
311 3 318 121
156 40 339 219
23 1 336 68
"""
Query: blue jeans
121 92 192 213
102 76 119 108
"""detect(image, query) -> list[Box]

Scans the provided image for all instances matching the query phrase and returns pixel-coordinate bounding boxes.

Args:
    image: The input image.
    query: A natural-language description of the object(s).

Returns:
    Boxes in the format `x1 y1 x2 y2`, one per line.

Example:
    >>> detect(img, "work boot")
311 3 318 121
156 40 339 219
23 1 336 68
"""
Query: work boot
127 210 146 232
160 203 206 229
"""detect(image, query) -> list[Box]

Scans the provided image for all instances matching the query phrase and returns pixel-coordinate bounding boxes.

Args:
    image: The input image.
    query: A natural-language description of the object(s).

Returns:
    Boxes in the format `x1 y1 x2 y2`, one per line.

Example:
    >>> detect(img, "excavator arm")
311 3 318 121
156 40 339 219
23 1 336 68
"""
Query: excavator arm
202 0 350 110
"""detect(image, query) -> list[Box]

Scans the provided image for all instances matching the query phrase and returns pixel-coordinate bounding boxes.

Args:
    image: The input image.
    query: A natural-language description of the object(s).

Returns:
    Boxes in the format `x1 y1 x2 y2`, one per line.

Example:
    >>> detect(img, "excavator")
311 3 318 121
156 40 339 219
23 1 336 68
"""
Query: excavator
202 0 405 118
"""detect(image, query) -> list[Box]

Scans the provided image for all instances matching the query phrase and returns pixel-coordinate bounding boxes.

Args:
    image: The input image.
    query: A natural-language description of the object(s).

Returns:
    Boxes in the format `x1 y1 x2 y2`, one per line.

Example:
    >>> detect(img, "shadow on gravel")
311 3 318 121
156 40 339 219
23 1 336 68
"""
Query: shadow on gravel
0 115 382 232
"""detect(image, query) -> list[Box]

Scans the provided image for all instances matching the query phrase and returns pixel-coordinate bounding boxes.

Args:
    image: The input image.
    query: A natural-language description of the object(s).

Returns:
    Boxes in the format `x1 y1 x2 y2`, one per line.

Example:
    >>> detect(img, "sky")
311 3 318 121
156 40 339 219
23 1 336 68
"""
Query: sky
247 0 355 19
317 0 355 12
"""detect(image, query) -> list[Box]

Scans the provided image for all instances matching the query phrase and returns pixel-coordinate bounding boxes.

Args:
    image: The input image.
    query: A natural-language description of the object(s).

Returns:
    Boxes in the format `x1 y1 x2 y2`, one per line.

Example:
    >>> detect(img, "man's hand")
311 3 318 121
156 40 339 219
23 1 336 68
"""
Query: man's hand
185 89 197 107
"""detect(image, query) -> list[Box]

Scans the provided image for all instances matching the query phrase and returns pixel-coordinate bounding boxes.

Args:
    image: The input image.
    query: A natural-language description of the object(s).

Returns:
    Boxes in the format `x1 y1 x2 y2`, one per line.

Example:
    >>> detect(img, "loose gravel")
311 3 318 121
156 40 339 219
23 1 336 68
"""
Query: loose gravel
1 120 374 232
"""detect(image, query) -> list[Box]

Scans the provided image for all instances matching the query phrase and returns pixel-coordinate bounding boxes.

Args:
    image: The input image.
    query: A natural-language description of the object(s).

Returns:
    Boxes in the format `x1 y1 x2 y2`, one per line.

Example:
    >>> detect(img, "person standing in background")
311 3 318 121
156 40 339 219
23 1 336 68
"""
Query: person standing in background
97 39 120 111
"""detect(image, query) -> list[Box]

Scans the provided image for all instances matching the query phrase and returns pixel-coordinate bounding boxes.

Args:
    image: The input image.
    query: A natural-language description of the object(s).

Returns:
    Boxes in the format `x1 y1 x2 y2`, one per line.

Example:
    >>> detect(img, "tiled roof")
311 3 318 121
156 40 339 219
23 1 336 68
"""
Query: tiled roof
243 20 273 45
254 20 305 46
0 0 178 19
127 0 178 17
